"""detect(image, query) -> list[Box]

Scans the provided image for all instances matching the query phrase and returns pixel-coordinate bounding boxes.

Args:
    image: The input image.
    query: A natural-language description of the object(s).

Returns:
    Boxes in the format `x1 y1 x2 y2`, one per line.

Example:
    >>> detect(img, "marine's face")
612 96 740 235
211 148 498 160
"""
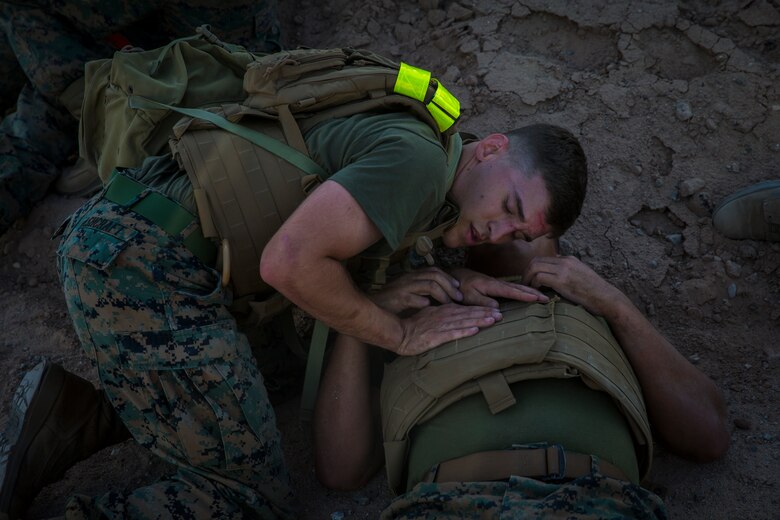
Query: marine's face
443 152 552 249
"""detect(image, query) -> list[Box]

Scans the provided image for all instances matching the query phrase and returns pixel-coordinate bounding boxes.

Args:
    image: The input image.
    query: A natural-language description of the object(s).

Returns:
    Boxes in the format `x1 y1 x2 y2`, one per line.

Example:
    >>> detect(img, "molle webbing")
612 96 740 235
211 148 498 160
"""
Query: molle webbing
380 298 653 495
169 104 313 298
168 47 462 303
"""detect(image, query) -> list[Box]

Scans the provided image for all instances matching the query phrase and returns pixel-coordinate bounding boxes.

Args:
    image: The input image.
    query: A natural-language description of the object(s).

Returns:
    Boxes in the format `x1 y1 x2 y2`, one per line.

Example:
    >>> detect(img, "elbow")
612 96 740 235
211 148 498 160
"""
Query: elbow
259 240 293 292
693 419 731 463
683 408 731 463
315 455 372 491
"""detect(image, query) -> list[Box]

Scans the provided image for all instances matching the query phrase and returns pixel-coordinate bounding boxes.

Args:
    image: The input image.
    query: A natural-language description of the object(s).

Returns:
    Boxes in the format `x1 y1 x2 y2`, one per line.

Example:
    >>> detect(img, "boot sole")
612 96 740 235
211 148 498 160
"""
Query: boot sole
0 361 65 515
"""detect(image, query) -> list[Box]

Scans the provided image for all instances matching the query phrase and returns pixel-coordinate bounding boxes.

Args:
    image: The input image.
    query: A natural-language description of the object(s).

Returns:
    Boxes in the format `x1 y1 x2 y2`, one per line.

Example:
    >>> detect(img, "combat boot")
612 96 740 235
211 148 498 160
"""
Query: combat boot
713 180 780 242
0 360 130 519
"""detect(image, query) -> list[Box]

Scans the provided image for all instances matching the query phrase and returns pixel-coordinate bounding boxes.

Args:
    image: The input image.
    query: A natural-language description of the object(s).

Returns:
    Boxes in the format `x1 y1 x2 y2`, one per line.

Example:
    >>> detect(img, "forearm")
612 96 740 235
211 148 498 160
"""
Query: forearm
313 334 383 489
264 253 403 351
597 293 729 461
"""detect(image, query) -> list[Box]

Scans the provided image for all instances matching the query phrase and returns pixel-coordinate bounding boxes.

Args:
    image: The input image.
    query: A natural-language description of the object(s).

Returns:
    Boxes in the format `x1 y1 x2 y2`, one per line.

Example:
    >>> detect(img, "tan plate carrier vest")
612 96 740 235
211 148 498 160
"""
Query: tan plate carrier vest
380 297 653 495
168 47 462 308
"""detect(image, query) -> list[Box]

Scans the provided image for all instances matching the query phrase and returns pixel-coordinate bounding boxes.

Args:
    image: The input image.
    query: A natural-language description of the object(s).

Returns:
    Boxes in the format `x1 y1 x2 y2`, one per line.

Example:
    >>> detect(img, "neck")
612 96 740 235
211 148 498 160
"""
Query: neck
452 142 478 190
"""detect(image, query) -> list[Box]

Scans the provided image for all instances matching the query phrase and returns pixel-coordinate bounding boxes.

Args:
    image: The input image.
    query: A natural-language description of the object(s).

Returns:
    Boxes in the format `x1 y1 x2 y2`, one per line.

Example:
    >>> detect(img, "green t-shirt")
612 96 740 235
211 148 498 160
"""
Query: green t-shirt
304 112 459 255
126 111 460 257
405 378 641 492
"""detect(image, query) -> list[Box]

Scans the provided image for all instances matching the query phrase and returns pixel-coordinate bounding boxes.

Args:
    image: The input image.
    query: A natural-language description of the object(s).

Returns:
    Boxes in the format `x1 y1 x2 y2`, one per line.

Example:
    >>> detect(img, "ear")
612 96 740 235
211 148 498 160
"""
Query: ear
475 133 510 162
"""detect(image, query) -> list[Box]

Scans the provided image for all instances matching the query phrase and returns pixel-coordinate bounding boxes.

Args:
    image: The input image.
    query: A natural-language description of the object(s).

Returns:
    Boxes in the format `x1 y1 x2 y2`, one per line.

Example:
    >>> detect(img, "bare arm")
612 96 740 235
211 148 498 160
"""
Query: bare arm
260 181 503 355
313 269 500 489
314 334 383 490
524 256 730 462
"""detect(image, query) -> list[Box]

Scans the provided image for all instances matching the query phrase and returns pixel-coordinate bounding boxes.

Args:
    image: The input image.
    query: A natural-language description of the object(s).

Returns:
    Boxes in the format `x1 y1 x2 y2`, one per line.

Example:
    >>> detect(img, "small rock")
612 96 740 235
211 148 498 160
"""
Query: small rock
725 260 742 278
447 2 473 21
12 262 20 269
510 4 531 18
727 283 737 298
726 161 740 173
686 192 712 217
427 9 447 25
762 433 775 442
706 118 718 130
665 233 684 245
678 178 706 197
646 303 656 316
770 143 780 152
648 259 658 269
330 512 345 520
27 276 38 288
734 418 752 430
689 353 701 364
675 100 693 121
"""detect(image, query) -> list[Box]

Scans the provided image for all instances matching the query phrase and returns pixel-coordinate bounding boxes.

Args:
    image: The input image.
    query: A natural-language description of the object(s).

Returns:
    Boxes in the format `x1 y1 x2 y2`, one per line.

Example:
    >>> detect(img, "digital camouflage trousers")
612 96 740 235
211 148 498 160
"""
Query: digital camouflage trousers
0 0 281 235
55 187 295 519
381 469 667 520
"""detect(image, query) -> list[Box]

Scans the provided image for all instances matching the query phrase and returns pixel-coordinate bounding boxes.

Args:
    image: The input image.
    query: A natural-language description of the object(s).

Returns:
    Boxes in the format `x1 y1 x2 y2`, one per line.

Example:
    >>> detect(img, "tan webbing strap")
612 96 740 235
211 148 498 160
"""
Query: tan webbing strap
426 447 628 484
277 104 310 155
476 372 516 415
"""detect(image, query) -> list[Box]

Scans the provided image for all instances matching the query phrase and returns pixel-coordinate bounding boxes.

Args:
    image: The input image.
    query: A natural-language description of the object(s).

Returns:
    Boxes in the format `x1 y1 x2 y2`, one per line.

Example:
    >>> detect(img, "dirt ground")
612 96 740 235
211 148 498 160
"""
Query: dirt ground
0 0 778 518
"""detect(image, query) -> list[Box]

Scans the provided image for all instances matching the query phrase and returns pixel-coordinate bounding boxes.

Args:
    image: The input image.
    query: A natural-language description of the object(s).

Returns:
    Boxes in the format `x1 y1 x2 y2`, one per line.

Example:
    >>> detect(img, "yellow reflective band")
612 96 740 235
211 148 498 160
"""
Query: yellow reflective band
394 62 431 102
428 81 460 131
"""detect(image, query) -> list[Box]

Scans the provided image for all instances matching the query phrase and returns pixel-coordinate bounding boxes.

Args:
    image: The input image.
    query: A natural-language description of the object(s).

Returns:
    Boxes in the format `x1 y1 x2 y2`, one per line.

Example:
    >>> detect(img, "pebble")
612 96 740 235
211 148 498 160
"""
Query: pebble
330 512 345 520
689 353 701 364
726 161 740 173
12 262 20 269
447 2 473 21
27 276 38 288
679 178 706 197
666 233 684 245
727 283 737 298
770 143 780 152
675 100 693 121
725 260 743 278
734 418 752 430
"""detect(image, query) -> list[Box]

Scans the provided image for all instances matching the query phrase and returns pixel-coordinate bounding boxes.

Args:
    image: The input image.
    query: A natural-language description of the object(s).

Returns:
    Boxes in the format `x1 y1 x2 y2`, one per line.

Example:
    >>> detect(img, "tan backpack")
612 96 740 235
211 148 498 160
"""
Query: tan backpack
380 297 654 494
166 46 462 300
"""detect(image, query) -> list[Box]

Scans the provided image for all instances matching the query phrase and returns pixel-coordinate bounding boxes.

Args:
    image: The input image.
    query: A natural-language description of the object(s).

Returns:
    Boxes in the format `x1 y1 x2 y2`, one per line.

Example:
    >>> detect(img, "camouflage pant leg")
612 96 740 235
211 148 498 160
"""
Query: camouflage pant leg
0 83 77 234
0 2 107 102
55 194 296 519
381 473 667 519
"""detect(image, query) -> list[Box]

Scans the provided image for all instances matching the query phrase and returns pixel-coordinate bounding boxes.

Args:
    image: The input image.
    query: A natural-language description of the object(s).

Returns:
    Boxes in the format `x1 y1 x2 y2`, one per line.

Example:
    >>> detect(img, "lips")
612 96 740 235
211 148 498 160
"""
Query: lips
469 224 484 244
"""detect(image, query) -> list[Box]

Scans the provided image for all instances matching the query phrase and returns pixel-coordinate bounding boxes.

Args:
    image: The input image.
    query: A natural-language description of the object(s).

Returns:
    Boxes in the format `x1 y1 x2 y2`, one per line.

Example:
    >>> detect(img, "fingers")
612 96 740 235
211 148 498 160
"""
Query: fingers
490 281 549 303
397 304 502 355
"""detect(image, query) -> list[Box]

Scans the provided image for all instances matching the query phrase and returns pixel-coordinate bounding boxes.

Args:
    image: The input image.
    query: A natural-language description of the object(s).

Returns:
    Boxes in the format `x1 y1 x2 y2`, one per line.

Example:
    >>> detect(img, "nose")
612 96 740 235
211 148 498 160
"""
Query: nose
488 218 521 243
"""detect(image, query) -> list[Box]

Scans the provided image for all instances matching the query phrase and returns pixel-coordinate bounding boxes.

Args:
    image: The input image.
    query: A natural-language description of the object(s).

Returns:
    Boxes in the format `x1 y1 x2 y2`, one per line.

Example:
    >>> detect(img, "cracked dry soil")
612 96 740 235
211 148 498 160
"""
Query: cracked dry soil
0 0 778 518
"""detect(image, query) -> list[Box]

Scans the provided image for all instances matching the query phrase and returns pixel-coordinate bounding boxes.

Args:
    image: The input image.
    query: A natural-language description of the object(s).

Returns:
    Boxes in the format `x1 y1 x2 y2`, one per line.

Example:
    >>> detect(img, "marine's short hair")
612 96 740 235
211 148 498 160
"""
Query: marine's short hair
505 124 588 237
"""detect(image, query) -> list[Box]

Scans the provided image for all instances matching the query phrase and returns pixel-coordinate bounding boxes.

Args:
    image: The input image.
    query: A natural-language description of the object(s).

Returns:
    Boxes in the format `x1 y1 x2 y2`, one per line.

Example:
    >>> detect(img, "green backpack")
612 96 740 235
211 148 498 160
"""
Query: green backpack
79 26 259 183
